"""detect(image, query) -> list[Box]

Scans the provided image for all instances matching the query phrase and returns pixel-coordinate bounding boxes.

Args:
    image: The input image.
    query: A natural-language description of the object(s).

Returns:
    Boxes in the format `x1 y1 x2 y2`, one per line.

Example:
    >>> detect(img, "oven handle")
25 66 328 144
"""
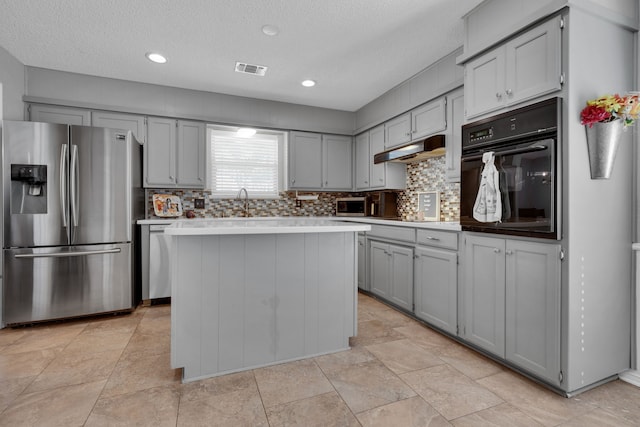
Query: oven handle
461 144 548 162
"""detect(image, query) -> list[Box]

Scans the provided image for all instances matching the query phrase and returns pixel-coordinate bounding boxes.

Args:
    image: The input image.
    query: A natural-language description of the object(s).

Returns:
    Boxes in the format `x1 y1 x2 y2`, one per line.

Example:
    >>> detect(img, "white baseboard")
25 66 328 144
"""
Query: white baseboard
620 370 640 387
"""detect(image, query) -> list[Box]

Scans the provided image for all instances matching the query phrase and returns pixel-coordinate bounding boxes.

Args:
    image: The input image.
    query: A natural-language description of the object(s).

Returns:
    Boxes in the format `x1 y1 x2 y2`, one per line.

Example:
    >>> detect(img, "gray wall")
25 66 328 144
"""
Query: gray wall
355 48 463 133
25 67 356 135
0 46 25 120
563 6 635 391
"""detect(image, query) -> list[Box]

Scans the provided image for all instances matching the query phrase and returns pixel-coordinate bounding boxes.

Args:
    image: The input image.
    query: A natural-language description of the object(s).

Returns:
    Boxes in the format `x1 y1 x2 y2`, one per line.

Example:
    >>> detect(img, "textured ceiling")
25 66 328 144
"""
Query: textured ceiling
0 0 484 111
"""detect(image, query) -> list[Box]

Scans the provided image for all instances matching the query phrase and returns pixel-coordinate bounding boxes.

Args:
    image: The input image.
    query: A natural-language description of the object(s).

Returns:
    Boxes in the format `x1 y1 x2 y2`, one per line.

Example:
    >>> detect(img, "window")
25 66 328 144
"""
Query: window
207 125 287 198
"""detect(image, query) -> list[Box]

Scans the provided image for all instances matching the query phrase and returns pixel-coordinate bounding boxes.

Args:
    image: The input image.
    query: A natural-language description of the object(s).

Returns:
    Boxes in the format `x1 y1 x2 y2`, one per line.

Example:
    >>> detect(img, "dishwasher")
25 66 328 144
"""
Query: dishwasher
149 224 172 299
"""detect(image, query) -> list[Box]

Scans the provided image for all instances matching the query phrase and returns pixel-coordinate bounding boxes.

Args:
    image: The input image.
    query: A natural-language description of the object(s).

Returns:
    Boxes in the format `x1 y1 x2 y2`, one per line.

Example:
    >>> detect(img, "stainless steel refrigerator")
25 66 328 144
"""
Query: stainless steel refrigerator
1 120 143 326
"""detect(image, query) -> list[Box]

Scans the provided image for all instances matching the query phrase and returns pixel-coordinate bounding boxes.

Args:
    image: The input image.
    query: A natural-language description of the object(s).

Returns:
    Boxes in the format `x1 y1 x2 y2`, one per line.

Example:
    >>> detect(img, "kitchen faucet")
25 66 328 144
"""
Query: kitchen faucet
236 187 249 217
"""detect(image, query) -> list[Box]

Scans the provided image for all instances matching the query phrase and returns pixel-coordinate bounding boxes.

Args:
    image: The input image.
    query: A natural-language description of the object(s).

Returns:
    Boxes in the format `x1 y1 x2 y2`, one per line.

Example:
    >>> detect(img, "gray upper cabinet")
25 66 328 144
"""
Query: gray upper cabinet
145 117 177 187
355 132 370 189
464 16 562 119
289 131 352 191
384 97 447 149
29 104 91 126
144 117 206 188
91 111 146 144
369 125 396 189
355 125 406 191
289 132 322 189
411 98 446 140
445 88 464 183
323 134 352 190
463 233 561 385
177 120 206 187
384 113 412 149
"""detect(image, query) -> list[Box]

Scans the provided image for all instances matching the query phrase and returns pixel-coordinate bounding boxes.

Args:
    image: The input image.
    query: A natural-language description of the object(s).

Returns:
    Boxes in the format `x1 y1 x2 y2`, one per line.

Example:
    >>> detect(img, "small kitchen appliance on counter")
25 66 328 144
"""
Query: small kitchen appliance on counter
336 197 369 217
369 191 398 218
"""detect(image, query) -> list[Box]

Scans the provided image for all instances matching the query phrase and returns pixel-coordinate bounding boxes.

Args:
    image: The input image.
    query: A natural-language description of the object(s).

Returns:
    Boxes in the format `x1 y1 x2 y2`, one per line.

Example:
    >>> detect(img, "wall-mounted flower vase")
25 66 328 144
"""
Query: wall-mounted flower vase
585 119 624 179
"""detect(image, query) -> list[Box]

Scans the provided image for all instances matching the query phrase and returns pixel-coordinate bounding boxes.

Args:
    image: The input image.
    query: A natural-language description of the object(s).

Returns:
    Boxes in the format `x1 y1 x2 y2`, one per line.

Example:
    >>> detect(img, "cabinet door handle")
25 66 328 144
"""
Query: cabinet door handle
505 250 513 255
493 248 501 253
169 175 175 181
291 179 296 184
425 236 440 241
364 180 368 184
505 89 513 96
495 92 503 100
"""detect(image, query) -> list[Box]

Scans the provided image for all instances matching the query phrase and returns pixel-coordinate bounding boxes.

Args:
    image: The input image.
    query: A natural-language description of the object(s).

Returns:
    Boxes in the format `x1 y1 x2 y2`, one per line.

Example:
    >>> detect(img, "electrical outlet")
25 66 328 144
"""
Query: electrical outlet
194 198 205 209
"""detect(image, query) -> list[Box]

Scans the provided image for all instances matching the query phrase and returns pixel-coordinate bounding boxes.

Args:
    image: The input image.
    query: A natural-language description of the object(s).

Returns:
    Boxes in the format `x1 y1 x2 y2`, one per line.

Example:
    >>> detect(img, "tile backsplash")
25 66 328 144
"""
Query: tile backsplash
145 156 460 221
145 190 351 218
398 156 460 222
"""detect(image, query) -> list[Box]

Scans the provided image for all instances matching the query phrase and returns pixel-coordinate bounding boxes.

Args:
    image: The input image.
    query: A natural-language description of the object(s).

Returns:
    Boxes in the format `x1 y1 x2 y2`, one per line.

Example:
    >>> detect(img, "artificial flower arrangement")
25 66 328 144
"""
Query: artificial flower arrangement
580 93 640 128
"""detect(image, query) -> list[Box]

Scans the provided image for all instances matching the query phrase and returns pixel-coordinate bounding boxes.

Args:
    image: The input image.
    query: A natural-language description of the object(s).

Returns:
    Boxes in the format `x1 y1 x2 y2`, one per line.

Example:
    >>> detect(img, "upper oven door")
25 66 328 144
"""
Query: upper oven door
460 137 558 239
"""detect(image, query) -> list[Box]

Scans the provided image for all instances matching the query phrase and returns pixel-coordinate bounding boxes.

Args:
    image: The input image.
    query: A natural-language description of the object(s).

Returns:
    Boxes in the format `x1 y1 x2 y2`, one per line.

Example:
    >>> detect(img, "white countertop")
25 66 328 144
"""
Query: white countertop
163 217 371 235
138 216 461 231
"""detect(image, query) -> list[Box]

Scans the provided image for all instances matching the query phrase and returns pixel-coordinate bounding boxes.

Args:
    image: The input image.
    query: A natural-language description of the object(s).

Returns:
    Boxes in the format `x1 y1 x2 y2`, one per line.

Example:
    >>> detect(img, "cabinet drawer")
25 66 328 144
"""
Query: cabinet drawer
416 229 458 250
368 225 416 243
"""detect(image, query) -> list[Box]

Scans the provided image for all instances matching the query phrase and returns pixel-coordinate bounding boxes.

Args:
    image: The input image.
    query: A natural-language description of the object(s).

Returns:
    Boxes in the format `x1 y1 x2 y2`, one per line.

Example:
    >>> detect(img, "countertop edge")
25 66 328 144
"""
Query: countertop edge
138 216 461 231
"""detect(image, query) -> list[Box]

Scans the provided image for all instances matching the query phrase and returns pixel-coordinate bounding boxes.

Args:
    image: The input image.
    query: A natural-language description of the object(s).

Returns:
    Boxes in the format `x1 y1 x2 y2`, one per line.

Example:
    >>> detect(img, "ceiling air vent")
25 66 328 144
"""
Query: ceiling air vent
235 62 268 76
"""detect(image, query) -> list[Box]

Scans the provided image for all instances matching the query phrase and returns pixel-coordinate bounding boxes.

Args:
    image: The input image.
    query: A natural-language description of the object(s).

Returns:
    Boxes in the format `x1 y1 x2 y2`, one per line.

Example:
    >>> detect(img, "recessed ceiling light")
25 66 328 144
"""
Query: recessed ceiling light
237 128 257 138
146 52 167 64
262 25 280 36
301 80 316 87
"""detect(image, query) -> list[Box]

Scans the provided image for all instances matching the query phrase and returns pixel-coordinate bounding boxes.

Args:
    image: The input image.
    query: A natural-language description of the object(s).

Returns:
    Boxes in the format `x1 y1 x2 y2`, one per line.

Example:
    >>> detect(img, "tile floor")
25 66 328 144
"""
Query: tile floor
0 292 639 426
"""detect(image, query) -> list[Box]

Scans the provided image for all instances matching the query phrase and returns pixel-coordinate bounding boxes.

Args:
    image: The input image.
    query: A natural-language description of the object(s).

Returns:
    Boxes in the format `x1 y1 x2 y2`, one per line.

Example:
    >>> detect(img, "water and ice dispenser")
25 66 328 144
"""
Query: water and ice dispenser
10 164 47 214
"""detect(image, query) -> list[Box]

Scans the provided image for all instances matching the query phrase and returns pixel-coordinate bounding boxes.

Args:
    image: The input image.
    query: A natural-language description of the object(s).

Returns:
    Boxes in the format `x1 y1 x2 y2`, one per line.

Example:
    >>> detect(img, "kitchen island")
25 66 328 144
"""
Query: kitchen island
165 218 370 382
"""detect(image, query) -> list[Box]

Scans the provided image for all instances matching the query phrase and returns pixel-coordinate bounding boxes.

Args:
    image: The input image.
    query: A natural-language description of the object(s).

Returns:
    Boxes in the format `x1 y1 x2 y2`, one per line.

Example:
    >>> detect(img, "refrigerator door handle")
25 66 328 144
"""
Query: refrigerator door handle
60 144 68 228
14 248 122 259
70 144 79 228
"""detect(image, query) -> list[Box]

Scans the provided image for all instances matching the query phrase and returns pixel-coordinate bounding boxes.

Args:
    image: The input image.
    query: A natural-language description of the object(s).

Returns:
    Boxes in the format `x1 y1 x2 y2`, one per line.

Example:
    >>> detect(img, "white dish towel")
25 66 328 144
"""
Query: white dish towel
473 152 502 223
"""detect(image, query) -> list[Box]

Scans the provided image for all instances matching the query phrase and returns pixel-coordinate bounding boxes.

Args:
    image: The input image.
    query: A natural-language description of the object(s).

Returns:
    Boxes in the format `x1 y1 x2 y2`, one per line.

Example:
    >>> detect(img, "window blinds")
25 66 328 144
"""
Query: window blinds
209 133 279 197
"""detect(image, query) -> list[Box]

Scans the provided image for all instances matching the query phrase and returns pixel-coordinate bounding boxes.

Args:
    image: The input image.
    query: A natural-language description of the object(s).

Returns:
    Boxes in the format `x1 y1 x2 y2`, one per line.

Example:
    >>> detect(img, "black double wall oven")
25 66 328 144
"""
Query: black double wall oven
460 97 561 240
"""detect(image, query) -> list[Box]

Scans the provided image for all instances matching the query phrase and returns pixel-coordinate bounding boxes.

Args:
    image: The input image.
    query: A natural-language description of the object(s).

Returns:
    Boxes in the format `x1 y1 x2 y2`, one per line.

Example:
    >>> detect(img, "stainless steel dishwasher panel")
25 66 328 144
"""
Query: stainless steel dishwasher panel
149 224 172 299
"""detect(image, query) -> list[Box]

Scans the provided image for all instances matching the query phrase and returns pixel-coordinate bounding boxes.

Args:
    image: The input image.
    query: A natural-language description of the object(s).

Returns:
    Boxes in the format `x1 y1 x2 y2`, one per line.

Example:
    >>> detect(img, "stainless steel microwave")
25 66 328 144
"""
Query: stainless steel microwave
336 197 369 217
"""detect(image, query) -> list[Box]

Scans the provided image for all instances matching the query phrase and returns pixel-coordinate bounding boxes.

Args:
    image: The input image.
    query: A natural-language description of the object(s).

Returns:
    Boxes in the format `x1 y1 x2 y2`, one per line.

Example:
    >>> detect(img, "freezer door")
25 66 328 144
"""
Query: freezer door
70 126 132 245
2 243 132 325
2 121 70 247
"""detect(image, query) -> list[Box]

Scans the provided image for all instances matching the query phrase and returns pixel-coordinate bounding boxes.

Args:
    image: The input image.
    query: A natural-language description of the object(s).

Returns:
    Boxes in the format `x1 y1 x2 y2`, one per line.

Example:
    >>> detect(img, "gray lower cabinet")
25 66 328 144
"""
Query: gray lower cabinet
463 233 561 385
414 246 457 335
369 240 413 311
357 233 367 290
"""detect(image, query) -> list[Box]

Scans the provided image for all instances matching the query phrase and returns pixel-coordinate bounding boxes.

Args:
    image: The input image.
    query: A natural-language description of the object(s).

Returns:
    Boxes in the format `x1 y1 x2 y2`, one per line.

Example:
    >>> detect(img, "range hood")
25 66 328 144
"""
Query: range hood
373 134 446 164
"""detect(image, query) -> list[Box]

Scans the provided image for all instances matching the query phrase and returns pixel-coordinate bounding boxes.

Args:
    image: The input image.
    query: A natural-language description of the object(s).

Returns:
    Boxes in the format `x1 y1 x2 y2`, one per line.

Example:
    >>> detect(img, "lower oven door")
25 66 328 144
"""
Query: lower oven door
460 138 558 239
